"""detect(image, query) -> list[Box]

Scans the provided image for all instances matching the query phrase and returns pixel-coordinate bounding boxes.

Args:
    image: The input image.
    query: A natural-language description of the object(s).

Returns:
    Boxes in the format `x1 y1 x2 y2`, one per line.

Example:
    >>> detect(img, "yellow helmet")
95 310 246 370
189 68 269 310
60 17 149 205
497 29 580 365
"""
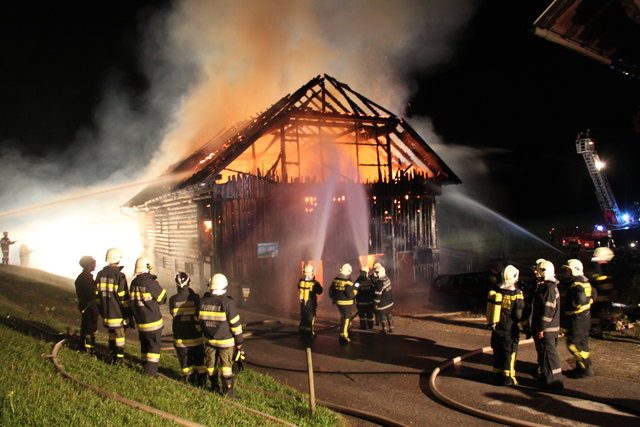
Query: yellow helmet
536 260 555 280
339 263 353 276
566 259 584 276
502 265 519 284
303 264 314 276
592 247 614 262
134 257 152 275
105 248 122 264
210 273 228 291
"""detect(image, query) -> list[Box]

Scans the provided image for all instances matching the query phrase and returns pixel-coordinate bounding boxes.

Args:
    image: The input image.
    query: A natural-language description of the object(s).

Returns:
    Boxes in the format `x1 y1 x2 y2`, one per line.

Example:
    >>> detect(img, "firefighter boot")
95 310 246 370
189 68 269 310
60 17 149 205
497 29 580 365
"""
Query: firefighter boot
209 374 220 394
388 317 394 333
221 376 236 398
184 373 194 385
380 319 388 334
196 373 208 388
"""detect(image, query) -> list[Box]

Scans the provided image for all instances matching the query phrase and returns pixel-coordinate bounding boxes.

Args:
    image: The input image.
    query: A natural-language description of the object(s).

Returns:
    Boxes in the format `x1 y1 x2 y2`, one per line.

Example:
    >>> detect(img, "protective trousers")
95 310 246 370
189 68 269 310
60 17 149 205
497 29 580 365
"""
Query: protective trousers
567 312 591 371
108 328 125 363
299 301 317 336
491 331 519 385
337 305 353 342
175 345 206 378
80 306 98 354
204 345 235 395
139 328 162 377
534 335 563 387
357 303 374 329
376 308 394 333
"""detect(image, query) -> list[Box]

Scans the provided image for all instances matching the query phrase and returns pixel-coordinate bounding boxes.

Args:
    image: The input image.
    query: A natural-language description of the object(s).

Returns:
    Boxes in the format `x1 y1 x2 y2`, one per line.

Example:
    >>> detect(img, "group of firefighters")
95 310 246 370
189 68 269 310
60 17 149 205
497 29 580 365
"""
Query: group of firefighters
73 248 244 397
486 246 616 389
297 262 394 343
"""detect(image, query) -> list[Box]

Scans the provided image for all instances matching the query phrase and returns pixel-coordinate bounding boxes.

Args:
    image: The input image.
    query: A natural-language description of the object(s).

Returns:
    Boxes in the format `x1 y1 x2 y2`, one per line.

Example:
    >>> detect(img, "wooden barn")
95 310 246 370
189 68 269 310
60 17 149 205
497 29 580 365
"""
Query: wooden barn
123 74 460 310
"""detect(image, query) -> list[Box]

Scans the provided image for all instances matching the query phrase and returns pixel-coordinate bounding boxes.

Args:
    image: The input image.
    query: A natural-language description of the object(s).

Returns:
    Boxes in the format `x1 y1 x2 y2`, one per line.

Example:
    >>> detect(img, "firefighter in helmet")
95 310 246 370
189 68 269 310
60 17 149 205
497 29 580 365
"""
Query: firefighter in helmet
373 265 394 333
95 248 131 364
531 260 563 389
198 273 244 397
329 263 357 343
170 272 206 386
1 231 16 264
561 259 594 378
75 255 99 355
129 258 166 377
355 266 375 330
298 264 323 338
486 265 524 385
589 246 615 337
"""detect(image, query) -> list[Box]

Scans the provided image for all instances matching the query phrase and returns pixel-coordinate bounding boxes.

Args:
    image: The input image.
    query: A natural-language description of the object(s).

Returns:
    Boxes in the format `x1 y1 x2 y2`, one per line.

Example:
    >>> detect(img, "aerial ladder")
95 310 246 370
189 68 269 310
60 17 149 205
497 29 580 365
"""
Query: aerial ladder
575 130 621 225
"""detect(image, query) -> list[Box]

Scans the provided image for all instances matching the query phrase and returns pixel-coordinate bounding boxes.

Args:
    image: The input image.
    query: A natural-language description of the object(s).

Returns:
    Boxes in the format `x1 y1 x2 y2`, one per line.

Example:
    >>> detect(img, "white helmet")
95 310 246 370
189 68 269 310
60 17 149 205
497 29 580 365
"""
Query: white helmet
503 265 519 284
134 257 152 275
209 273 228 292
175 272 190 287
592 247 614 263
303 264 314 276
566 259 584 276
374 265 386 278
536 260 555 280
339 263 352 276
373 262 382 270
105 248 122 264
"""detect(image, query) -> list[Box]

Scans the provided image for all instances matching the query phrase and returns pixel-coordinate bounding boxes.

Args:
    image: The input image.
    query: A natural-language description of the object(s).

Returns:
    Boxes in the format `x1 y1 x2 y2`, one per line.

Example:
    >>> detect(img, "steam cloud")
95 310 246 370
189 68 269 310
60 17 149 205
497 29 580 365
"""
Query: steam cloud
0 0 479 278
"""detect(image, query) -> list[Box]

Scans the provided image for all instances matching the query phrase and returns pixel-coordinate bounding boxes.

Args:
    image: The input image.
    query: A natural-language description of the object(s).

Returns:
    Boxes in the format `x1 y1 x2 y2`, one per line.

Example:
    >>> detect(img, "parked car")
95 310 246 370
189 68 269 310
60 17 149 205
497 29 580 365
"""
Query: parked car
429 265 536 312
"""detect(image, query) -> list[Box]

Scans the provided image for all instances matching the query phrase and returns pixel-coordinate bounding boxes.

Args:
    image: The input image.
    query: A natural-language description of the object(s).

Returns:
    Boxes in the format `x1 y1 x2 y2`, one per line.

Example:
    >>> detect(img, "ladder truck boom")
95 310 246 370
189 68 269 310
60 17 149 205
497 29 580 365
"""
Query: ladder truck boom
575 130 621 225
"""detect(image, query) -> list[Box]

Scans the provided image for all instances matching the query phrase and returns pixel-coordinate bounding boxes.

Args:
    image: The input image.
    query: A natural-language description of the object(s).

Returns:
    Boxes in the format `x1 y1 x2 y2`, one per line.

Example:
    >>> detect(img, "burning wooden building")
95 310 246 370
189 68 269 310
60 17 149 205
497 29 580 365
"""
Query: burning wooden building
123 74 460 308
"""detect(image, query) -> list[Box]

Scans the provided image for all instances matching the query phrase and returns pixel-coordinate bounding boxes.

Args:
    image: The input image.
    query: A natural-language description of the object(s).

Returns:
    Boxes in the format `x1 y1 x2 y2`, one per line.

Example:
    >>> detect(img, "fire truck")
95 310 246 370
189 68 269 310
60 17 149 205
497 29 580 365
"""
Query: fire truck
552 131 639 254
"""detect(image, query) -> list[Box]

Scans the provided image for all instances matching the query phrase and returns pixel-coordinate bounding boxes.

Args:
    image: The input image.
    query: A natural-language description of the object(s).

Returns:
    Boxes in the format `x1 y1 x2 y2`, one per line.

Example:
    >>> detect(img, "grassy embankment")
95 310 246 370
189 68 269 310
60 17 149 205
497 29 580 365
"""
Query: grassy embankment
0 265 341 426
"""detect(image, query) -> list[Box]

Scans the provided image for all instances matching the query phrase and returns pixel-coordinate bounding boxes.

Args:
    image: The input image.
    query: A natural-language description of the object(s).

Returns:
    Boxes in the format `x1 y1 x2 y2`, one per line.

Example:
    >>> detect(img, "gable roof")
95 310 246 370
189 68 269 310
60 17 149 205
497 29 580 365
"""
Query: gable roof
125 74 461 208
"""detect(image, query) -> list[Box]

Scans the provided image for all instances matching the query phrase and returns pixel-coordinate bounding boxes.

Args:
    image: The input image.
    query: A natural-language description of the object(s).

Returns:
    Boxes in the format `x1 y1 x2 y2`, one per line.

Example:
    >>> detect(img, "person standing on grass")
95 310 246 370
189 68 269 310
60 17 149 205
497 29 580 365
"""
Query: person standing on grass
75 255 99 355
129 258 167 377
198 273 244 397
95 248 131 365
170 271 206 386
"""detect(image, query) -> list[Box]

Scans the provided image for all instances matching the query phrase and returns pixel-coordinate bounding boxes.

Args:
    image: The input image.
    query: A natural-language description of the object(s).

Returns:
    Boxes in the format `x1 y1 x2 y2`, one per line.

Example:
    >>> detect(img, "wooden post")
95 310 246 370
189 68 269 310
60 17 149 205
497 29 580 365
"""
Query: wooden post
306 346 316 415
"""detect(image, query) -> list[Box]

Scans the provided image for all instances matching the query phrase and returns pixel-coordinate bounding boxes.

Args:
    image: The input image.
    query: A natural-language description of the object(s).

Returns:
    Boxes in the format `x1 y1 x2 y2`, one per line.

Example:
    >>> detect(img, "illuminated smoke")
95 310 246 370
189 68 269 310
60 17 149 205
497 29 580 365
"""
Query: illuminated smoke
0 0 477 280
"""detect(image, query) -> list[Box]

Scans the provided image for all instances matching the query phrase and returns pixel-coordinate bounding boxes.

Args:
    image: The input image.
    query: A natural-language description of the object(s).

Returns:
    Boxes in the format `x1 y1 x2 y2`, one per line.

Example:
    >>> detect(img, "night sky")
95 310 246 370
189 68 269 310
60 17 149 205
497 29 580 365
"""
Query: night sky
1 1 639 225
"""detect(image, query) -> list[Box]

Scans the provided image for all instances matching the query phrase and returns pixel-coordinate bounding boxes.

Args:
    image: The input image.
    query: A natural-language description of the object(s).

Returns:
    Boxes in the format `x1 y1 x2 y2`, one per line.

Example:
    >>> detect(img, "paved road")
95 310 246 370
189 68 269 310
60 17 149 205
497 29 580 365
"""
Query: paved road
238 302 640 426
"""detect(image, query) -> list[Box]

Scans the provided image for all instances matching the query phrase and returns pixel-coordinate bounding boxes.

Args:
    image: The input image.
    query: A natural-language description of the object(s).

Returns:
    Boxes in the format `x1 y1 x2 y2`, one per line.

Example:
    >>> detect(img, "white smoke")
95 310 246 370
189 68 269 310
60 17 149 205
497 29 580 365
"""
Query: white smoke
0 0 479 278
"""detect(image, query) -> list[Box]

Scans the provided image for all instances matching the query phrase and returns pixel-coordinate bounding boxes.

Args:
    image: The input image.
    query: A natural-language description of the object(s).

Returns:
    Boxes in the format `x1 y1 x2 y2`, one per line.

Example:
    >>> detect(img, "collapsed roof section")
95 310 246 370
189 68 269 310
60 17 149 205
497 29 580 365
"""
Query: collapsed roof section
125 74 461 208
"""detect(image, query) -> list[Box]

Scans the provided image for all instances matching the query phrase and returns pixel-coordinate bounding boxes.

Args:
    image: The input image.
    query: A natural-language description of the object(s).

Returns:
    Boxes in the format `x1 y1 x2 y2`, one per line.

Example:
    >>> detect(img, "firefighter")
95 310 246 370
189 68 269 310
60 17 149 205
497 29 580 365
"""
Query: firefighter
74 256 99 355
589 246 615 337
531 260 563 389
355 266 375 330
562 259 594 378
373 265 394 333
1 231 16 264
329 263 357 343
486 265 524 386
129 258 167 377
95 248 131 365
170 272 206 385
298 264 323 338
19 244 33 267
198 273 244 397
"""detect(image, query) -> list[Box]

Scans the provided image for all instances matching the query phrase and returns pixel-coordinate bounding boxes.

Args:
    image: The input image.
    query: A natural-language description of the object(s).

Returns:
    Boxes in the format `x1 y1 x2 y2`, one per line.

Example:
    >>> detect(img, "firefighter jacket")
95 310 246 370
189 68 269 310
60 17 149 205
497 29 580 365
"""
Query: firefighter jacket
374 275 394 311
329 274 357 306
198 292 244 348
486 285 524 336
170 287 202 348
75 271 96 311
564 274 594 316
298 276 323 305
0 236 14 252
130 272 167 333
590 264 614 304
95 265 130 329
355 275 375 306
531 280 561 337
